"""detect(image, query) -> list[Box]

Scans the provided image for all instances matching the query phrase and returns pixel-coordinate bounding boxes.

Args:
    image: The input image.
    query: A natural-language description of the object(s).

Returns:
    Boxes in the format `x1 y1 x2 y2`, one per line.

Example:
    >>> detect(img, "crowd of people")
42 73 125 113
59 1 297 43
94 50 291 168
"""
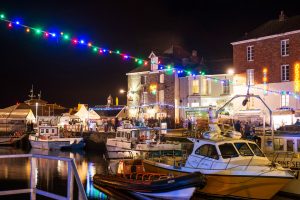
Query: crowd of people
234 120 259 140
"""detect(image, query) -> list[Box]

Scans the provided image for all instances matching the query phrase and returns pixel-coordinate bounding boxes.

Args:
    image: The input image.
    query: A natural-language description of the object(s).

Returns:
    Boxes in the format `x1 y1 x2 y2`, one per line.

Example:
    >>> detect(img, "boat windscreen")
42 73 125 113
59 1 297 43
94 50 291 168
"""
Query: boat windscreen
248 143 265 157
234 143 254 156
219 143 239 159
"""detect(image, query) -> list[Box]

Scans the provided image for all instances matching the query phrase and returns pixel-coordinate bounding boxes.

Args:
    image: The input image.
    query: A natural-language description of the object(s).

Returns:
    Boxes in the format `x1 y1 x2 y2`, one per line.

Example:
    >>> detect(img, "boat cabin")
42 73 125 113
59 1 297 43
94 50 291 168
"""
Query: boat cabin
186 138 268 169
115 126 158 144
37 126 59 137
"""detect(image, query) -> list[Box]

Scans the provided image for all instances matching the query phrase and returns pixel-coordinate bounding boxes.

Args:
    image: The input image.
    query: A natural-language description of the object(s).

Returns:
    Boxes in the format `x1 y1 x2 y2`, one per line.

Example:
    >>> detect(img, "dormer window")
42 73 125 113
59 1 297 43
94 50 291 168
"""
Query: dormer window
247 45 254 61
281 39 289 56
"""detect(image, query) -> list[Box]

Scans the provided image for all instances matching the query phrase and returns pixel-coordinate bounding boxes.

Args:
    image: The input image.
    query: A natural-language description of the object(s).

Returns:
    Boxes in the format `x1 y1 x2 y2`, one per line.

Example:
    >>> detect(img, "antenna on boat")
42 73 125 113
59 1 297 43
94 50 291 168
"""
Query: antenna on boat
38 90 42 100
28 85 36 100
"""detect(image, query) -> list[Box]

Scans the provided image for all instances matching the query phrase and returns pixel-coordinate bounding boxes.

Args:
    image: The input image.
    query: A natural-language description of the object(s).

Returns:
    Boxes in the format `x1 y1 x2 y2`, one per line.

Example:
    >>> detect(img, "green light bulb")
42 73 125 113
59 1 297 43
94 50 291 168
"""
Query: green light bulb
138 60 143 64
36 29 41 34
0 14 5 19
116 50 120 54
64 35 69 40
93 47 97 52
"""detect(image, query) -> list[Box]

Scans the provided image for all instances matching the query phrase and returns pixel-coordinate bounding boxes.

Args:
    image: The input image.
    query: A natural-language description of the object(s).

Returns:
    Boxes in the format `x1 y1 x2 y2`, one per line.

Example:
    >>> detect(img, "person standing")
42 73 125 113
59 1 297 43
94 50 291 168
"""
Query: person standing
234 120 241 132
244 122 251 139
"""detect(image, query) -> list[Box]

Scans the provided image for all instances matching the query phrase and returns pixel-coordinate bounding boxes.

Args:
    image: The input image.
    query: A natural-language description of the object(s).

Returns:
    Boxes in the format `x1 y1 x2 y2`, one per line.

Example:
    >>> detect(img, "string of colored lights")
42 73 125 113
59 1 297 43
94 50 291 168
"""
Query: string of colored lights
1 12 299 100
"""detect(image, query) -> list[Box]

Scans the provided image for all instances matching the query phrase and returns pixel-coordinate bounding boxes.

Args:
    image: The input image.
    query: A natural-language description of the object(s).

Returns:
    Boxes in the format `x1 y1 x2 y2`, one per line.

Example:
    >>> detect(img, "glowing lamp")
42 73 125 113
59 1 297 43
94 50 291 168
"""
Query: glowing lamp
88 42 92 47
26 28 30 32
93 47 97 52
44 32 49 37
138 60 143 65
150 84 157 95
8 22 12 28
72 39 78 44
116 50 120 54
80 40 84 44
123 55 128 59
16 21 20 25
63 35 69 39
227 68 235 75
119 89 126 94
144 61 148 66
51 33 56 37
0 14 5 19
263 68 268 73
294 63 300 92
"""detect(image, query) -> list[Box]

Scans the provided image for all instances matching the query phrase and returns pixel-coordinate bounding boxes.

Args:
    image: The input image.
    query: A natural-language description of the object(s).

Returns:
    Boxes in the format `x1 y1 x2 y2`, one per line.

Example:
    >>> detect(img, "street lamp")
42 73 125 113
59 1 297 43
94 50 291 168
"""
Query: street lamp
35 102 38 125
227 68 235 75
119 89 126 94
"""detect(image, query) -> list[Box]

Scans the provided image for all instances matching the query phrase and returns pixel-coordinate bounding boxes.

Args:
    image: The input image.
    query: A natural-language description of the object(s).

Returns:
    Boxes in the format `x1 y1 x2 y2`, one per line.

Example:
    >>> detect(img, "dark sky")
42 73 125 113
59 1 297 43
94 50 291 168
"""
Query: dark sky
0 0 298 108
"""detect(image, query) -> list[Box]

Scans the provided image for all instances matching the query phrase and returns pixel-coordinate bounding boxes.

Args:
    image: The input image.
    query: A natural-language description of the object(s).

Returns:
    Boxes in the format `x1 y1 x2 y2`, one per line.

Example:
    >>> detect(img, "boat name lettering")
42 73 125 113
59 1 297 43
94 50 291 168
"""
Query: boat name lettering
277 160 300 169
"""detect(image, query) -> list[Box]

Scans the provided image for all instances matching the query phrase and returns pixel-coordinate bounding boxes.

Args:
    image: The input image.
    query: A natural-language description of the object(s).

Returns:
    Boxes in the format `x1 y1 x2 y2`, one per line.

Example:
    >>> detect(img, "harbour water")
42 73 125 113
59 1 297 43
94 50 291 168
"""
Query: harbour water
0 147 295 200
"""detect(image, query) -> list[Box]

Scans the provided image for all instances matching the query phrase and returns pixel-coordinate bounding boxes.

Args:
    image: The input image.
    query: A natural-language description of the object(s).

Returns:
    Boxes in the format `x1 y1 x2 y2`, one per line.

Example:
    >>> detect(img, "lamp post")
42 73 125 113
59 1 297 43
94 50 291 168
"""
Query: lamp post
35 102 38 126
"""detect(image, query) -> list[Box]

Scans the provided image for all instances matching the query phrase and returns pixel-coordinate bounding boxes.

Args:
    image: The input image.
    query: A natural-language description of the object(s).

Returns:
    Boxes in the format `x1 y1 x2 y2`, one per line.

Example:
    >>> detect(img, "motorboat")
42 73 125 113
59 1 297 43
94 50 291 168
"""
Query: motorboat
143 129 295 199
259 132 300 197
29 125 83 150
106 123 181 158
93 159 206 200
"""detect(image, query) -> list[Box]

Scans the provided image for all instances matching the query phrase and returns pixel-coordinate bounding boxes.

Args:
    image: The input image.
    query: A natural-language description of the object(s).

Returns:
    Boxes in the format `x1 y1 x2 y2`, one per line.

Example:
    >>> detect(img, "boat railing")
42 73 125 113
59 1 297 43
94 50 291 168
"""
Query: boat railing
269 151 295 167
0 154 87 200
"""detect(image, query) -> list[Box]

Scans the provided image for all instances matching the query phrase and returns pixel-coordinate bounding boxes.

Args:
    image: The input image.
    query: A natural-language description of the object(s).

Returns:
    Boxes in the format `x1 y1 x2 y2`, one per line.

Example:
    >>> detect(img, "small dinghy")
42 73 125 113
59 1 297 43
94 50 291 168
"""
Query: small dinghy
93 159 206 200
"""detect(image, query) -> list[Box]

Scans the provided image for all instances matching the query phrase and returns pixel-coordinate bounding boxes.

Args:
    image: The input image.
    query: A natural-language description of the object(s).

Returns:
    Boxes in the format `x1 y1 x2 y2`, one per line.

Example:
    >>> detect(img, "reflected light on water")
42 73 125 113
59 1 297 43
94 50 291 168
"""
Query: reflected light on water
86 162 108 199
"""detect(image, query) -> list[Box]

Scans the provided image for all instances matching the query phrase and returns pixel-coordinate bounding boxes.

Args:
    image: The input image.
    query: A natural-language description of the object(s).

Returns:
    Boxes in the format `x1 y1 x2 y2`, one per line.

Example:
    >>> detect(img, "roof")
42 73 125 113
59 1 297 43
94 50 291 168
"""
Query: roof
235 14 300 42
92 105 125 118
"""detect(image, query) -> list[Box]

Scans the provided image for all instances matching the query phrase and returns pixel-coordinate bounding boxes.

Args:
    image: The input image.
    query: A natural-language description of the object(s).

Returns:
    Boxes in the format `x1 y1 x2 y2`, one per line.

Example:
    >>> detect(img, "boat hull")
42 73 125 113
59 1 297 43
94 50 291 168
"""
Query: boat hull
135 187 196 200
143 160 292 199
29 136 83 150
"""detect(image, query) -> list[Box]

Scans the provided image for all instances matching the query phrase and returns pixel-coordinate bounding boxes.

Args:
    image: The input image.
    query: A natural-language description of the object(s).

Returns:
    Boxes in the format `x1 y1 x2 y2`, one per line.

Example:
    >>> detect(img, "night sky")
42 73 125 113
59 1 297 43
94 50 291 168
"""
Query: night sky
0 0 298 108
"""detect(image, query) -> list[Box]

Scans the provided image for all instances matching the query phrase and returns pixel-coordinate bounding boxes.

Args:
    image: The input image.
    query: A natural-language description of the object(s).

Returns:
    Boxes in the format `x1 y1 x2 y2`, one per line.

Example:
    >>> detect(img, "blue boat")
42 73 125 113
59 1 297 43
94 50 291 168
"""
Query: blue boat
60 140 85 151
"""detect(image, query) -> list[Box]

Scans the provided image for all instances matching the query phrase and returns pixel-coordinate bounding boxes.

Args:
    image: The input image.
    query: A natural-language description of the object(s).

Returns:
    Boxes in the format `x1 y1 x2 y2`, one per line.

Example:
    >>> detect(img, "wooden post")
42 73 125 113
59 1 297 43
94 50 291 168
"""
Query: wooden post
67 161 74 200
30 157 37 200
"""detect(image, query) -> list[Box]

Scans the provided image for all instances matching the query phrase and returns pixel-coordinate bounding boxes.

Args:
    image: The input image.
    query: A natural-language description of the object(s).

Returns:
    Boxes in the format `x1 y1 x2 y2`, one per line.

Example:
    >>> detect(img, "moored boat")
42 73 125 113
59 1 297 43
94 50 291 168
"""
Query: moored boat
29 125 83 150
106 124 181 158
93 159 206 200
143 135 295 199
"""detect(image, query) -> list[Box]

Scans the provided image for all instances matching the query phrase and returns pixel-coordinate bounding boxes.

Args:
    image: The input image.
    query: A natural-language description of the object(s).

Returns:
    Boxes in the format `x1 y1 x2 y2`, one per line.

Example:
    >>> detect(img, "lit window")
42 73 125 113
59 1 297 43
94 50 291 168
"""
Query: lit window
159 90 164 104
281 39 289 56
281 94 289 107
247 45 254 61
246 69 254 86
222 79 230 94
281 65 290 81
160 74 164 84
192 79 199 94
201 78 209 95
274 138 284 151
191 102 199 107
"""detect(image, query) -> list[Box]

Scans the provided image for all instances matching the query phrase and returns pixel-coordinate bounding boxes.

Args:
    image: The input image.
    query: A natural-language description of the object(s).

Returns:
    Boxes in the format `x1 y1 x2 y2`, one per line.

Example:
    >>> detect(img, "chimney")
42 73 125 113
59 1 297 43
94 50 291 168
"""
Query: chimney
279 10 286 22
192 50 197 57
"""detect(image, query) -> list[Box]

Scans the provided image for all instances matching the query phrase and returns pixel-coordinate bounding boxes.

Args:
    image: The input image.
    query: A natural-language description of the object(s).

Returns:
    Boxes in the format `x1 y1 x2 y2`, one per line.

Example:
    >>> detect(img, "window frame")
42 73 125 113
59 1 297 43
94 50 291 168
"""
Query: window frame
247 45 254 61
218 143 239 159
281 39 289 57
281 94 289 107
234 142 254 156
281 64 290 82
222 79 230 95
192 79 200 94
195 144 219 160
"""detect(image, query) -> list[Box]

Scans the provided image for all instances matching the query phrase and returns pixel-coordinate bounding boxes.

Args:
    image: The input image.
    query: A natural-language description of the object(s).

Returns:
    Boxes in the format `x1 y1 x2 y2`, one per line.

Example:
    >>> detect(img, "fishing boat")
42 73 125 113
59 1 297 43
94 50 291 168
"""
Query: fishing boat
93 159 206 200
106 123 181 158
0 131 27 146
29 125 83 150
143 125 295 199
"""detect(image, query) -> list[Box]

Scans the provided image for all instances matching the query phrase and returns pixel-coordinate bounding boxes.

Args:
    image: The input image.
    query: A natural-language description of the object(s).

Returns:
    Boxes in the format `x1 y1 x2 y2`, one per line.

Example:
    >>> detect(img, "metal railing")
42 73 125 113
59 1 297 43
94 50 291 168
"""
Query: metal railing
0 154 87 200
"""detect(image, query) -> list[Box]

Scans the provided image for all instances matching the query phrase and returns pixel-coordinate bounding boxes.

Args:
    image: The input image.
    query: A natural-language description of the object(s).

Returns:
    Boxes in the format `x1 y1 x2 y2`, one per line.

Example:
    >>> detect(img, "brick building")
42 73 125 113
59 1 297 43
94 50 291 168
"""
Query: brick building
126 45 204 127
231 11 300 128
232 11 300 84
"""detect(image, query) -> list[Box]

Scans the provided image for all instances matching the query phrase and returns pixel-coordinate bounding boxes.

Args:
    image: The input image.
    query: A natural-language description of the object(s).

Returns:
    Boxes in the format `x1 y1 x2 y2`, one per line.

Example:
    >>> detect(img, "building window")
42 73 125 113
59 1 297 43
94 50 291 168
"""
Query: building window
201 78 209 95
41 129 44 133
281 64 290 81
192 79 199 94
159 90 164 105
247 45 254 61
160 74 164 84
46 129 49 133
143 92 148 105
141 75 147 85
274 138 284 151
281 94 289 107
222 79 230 94
281 39 289 56
191 102 199 107
246 69 254 86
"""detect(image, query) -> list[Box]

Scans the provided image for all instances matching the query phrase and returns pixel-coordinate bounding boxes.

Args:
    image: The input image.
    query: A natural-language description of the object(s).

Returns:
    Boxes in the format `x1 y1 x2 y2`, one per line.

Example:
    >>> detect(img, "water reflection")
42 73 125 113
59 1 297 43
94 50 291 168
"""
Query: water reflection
0 147 108 199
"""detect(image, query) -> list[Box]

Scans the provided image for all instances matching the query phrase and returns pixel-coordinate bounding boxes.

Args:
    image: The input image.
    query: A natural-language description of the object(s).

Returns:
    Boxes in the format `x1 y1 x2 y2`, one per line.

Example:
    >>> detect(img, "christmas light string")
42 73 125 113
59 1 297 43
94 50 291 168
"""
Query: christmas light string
1 12 299 100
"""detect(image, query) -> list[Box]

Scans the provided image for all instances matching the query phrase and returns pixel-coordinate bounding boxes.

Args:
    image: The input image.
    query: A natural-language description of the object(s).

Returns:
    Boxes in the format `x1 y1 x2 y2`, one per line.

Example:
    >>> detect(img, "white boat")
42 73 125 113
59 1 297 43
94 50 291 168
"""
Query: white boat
106 124 181 158
29 125 83 150
259 132 300 197
143 132 295 199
